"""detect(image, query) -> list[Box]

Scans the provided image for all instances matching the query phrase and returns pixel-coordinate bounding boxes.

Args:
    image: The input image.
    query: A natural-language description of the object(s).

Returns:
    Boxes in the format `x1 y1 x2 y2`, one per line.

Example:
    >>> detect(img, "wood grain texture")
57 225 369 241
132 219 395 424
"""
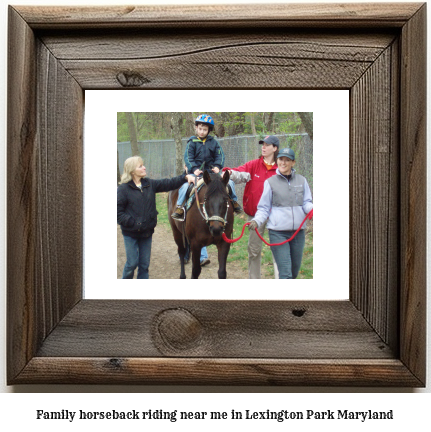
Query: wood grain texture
350 45 398 347
15 358 422 386
15 3 423 28
7 6 38 382
35 40 84 334
36 300 393 359
399 4 427 385
7 3 426 386
40 31 396 60
7 6 83 382
42 31 395 89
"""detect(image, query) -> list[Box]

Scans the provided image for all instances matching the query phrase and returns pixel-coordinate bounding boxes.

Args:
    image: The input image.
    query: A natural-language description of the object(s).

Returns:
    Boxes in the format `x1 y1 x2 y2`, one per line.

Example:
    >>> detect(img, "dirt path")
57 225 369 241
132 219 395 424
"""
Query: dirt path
117 223 250 279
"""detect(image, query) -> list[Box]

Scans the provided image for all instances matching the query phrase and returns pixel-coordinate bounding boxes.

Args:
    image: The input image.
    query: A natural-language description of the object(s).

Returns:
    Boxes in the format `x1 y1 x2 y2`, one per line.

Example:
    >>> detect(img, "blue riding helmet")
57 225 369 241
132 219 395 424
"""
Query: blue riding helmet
195 114 215 130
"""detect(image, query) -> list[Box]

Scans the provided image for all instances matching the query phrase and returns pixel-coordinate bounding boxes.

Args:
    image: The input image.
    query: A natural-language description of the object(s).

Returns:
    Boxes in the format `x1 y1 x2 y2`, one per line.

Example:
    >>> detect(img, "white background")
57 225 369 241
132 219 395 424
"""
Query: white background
1 0 430 427
85 90 349 299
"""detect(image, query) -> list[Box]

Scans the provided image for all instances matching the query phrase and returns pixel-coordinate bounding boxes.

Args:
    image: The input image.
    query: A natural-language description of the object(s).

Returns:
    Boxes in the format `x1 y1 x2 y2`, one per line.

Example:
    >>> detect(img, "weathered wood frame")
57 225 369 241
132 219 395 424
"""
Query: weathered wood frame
7 3 426 386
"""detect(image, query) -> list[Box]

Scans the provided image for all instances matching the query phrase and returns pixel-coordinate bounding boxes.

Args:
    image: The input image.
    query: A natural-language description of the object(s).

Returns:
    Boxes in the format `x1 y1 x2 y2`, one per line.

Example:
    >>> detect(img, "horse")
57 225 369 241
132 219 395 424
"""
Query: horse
168 170 234 279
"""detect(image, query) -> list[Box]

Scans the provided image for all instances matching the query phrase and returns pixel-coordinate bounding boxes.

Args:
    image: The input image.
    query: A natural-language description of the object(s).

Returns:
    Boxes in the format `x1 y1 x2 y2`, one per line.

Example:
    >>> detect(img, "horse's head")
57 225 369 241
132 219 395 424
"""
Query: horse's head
203 170 230 237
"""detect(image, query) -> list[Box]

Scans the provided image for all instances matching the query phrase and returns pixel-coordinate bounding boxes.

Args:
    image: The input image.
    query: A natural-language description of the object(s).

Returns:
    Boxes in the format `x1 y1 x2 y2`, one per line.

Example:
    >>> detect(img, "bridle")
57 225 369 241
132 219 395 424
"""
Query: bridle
194 184 230 230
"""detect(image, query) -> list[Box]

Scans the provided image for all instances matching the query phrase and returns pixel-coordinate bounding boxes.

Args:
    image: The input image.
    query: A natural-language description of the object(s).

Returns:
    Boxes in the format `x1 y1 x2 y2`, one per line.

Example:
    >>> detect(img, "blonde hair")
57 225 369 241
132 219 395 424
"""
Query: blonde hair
120 156 144 184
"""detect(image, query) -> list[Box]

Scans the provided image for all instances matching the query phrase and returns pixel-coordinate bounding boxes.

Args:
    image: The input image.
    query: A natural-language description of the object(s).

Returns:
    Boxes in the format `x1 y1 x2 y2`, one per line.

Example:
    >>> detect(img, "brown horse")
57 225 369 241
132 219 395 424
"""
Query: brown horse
168 170 234 279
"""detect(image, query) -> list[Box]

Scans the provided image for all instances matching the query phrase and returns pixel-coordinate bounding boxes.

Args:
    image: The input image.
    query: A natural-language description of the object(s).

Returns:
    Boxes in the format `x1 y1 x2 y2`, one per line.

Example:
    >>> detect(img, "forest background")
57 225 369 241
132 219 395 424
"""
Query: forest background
117 112 313 180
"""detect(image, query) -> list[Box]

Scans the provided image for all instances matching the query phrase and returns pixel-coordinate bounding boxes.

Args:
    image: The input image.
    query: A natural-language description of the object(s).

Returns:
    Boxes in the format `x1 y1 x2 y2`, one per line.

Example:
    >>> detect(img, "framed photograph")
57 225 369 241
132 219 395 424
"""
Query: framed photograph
86 91 349 300
7 3 426 386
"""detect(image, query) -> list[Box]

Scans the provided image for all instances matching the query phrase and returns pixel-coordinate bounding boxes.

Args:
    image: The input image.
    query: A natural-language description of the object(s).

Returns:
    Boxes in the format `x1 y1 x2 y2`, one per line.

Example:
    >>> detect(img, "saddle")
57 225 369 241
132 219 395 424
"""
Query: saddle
185 178 205 212
184 178 233 213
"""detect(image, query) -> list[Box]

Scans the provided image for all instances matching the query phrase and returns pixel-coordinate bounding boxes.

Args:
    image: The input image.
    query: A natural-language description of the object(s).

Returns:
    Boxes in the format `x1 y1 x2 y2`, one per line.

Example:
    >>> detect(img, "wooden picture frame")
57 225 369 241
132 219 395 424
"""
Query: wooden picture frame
7 3 426 386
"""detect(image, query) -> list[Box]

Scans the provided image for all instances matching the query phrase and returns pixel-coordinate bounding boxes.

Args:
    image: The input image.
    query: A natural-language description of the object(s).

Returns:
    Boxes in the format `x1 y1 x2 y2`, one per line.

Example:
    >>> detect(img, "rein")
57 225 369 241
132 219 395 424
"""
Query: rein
222 209 313 246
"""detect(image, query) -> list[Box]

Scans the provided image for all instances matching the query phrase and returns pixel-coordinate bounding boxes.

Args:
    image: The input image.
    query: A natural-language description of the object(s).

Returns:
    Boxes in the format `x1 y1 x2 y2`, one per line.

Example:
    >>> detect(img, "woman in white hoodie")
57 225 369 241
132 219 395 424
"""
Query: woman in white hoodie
248 148 313 279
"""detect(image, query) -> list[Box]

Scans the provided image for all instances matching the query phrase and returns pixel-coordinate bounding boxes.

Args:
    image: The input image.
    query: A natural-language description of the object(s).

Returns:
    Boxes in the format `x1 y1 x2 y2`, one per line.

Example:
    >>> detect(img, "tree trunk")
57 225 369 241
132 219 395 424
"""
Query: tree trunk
296 113 313 202
298 112 313 140
230 112 246 135
263 112 274 132
171 112 184 175
250 112 257 135
117 150 121 184
208 112 225 137
214 112 246 137
125 112 139 156
185 112 196 137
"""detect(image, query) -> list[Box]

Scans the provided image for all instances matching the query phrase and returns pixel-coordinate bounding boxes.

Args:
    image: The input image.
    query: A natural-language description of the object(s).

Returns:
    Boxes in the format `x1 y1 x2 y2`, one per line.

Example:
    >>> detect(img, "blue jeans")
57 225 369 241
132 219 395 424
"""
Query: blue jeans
122 234 152 279
228 179 238 201
268 229 305 279
176 175 238 205
184 245 208 263
176 181 191 205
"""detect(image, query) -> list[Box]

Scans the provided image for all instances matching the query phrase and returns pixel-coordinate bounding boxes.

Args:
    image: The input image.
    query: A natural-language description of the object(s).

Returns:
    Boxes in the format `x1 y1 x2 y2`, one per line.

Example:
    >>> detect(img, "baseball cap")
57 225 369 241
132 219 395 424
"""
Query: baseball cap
259 135 280 148
277 147 296 160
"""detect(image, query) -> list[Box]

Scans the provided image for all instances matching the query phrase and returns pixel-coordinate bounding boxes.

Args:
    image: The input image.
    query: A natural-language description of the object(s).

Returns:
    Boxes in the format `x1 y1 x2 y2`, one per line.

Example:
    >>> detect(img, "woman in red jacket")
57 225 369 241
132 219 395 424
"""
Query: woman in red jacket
224 135 279 279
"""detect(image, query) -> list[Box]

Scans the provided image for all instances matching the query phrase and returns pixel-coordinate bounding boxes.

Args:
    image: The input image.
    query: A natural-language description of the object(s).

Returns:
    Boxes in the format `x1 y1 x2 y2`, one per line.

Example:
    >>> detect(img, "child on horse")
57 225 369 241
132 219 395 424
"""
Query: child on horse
171 114 242 220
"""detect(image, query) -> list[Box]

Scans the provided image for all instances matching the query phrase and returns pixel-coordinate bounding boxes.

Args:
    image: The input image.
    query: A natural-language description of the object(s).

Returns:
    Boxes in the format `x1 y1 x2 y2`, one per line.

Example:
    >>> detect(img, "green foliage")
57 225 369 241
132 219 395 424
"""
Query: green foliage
247 112 303 135
117 112 129 142
298 233 313 279
225 213 251 265
155 193 171 227
278 113 302 134
117 112 310 141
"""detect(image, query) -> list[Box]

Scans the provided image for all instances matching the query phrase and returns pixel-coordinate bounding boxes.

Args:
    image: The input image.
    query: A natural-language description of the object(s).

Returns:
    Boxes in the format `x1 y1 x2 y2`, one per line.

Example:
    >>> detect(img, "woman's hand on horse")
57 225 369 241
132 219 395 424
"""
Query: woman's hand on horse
186 174 195 184
212 167 220 174
194 169 202 176
248 220 258 231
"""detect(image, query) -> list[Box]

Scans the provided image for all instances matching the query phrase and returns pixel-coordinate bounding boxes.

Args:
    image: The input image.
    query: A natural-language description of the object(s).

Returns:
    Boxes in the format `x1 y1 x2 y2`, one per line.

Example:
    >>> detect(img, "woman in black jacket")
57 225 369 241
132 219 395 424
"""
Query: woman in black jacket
117 156 194 279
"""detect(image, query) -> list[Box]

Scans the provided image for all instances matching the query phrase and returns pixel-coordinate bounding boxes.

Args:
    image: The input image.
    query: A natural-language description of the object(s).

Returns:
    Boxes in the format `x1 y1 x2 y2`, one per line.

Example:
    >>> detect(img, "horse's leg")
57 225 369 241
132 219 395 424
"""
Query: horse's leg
216 241 231 279
169 227 187 279
168 190 190 279
178 241 187 279
191 242 202 279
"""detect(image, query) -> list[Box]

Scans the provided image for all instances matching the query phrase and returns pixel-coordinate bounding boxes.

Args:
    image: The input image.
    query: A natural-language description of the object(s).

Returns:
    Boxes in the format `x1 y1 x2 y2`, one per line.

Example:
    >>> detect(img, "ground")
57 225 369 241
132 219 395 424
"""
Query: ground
117 223 251 279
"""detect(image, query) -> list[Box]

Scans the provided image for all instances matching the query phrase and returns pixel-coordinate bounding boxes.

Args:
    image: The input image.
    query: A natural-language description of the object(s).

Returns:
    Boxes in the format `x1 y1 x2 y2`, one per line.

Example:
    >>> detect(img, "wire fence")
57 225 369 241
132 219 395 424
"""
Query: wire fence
118 133 313 203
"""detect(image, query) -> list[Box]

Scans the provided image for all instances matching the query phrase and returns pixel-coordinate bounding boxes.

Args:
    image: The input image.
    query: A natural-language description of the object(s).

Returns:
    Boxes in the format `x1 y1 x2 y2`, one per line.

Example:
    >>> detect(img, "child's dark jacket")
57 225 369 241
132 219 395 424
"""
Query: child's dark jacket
184 135 225 174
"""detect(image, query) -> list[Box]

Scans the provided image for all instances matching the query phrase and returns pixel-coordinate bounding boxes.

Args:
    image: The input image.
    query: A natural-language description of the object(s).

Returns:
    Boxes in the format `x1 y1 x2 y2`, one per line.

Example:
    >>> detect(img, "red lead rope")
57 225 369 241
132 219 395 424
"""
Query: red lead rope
222 209 313 246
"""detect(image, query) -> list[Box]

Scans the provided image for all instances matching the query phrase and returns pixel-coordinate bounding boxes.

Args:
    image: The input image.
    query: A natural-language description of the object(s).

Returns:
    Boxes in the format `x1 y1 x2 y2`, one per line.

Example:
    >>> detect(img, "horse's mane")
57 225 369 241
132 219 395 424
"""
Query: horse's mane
204 173 229 200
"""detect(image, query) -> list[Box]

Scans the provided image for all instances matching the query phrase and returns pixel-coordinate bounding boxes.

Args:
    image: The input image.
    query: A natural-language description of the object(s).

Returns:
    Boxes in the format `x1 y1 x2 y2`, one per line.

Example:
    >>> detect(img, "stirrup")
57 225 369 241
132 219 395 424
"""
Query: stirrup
171 206 186 222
